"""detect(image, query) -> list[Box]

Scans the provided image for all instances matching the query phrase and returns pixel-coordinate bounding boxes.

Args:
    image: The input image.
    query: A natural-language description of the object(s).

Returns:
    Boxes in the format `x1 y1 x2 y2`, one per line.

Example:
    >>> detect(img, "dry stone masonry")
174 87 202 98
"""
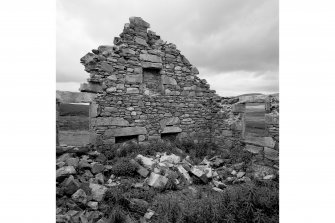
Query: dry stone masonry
78 17 279 167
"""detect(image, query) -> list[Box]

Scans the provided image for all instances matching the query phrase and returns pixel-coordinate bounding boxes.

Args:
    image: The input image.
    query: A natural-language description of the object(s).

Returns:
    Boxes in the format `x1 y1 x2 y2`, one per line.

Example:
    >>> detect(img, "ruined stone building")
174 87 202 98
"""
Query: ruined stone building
57 17 279 166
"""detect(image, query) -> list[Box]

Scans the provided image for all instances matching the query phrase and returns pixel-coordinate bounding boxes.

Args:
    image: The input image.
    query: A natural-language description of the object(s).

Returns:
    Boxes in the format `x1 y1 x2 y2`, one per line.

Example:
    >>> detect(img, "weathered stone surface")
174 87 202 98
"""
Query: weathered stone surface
62 175 81 195
265 113 279 125
89 183 108 201
190 166 208 183
130 159 149 177
161 126 182 133
136 154 155 169
90 102 98 118
264 147 279 161
56 91 96 104
250 164 277 180
100 62 114 72
91 163 105 174
79 83 103 93
159 117 180 128
161 75 177 85
104 127 147 137
160 153 181 164
191 66 199 75
125 74 143 83
56 166 76 179
139 54 162 63
87 201 98 210
177 165 191 183
141 61 163 69
222 130 233 137
126 88 140 94
71 189 87 204
134 37 148 46
244 144 263 154
93 117 129 126
129 17 150 28
147 173 168 188
66 158 79 167
244 136 275 148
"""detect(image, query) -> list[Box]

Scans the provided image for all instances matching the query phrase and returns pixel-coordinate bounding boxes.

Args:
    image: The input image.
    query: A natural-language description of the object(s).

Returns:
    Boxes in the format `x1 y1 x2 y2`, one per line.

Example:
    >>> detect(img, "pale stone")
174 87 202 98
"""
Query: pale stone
141 61 163 69
212 180 226 189
71 189 87 204
91 163 105 174
147 173 168 188
104 107 117 113
236 171 245 178
87 201 98 210
161 75 177 85
125 74 143 83
134 67 142 74
159 117 180 128
139 54 162 63
177 165 191 183
136 154 155 169
263 174 276 180
244 136 276 148
107 75 117 81
191 66 199 75
222 130 233 137
90 102 98 118
265 113 279 125
106 87 116 93
126 88 140 94
116 84 124 89
56 166 76 179
138 135 145 142
190 166 208 183
160 153 181 164
89 183 108 202
244 144 263 154
134 37 148 46
161 126 182 133
104 127 147 137
93 117 129 126
100 62 114 72
129 17 150 28
121 48 136 55
264 147 279 161
66 158 79 167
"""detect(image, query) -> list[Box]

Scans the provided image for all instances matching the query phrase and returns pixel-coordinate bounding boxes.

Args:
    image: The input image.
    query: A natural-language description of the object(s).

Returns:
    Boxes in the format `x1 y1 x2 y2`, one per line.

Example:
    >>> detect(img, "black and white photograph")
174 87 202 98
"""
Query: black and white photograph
2 0 335 222
56 1 279 222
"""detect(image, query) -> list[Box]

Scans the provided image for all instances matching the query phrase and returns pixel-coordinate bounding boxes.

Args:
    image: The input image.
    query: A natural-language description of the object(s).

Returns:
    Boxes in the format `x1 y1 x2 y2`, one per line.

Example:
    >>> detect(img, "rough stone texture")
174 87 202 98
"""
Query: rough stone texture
147 172 168 188
89 183 108 202
78 17 279 169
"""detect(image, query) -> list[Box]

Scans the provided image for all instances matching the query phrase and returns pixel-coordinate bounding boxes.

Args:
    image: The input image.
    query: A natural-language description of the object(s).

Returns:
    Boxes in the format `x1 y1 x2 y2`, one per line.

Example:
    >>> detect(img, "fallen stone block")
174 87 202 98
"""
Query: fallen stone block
89 183 108 202
177 165 192 183
91 163 105 174
264 147 279 161
147 172 168 188
71 189 87 205
160 153 181 164
190 166 208 183
136 154 155 169
56 166 76 179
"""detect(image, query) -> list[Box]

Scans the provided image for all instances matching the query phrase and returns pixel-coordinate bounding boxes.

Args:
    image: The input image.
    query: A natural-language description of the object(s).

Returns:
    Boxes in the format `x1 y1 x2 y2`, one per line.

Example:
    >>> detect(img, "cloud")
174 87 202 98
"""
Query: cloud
56 0 278 96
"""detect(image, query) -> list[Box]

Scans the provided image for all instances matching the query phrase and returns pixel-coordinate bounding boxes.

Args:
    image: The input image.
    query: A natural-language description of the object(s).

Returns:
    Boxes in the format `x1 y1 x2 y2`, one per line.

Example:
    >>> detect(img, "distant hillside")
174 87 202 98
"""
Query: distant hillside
59 103 89 116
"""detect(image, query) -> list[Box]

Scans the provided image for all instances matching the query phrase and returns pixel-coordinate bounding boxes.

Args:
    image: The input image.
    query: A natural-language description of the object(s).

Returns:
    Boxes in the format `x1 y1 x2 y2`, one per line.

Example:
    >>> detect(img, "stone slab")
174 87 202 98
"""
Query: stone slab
244 136 276 148
161 75 177 85
56 91 96 103
161 126 182 133
79 83 103 93
104 127 147 137
141 62 163 69
139 54 162 63
125 74 143 83
264 147 279 161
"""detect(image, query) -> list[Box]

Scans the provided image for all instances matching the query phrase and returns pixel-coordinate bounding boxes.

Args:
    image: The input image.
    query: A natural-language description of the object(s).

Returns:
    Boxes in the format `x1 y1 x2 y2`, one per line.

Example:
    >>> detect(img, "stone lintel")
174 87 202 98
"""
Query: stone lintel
104 127 147 138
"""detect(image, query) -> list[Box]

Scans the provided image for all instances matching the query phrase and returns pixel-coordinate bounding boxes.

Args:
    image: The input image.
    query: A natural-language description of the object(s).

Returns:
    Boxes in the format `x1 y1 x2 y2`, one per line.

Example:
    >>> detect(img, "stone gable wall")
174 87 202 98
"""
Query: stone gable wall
80 17 222 148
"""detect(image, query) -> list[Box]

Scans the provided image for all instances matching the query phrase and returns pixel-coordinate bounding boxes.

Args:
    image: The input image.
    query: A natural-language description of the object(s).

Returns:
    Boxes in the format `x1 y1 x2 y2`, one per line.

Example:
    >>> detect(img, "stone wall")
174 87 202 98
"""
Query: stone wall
79 16 279 167
80 17 220 148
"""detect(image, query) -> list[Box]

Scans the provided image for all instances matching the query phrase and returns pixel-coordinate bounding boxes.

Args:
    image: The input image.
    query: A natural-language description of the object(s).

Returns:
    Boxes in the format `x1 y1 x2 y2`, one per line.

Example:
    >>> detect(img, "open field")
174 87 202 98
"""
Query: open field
59 103 89 116
59 130 90 146
245 103 266 136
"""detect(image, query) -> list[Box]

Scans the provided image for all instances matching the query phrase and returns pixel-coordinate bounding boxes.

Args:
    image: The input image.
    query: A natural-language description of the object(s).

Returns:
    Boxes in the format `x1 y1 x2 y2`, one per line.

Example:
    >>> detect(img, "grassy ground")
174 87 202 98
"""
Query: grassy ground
59 130 90 146
245 103 266 137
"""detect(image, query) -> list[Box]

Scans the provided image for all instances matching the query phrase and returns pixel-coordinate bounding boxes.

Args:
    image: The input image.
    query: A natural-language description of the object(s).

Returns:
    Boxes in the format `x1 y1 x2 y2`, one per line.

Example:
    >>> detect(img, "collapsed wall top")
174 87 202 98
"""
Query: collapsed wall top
79 16 214 97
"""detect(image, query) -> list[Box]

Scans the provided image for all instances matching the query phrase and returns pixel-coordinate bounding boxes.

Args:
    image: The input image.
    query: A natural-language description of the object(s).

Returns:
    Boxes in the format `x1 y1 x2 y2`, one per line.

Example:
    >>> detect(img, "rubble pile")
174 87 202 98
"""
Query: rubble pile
56 145 278 222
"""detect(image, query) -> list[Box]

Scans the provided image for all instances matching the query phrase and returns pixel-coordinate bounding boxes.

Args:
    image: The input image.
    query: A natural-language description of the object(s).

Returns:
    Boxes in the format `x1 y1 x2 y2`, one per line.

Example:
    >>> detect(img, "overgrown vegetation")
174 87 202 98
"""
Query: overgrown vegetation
151 181 279 223
97 140 278 222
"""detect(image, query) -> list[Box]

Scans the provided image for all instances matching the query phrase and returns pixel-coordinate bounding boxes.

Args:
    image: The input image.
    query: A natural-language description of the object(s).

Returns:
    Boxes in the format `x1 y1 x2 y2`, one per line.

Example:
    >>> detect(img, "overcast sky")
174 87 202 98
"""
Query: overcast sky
57 0 278 97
